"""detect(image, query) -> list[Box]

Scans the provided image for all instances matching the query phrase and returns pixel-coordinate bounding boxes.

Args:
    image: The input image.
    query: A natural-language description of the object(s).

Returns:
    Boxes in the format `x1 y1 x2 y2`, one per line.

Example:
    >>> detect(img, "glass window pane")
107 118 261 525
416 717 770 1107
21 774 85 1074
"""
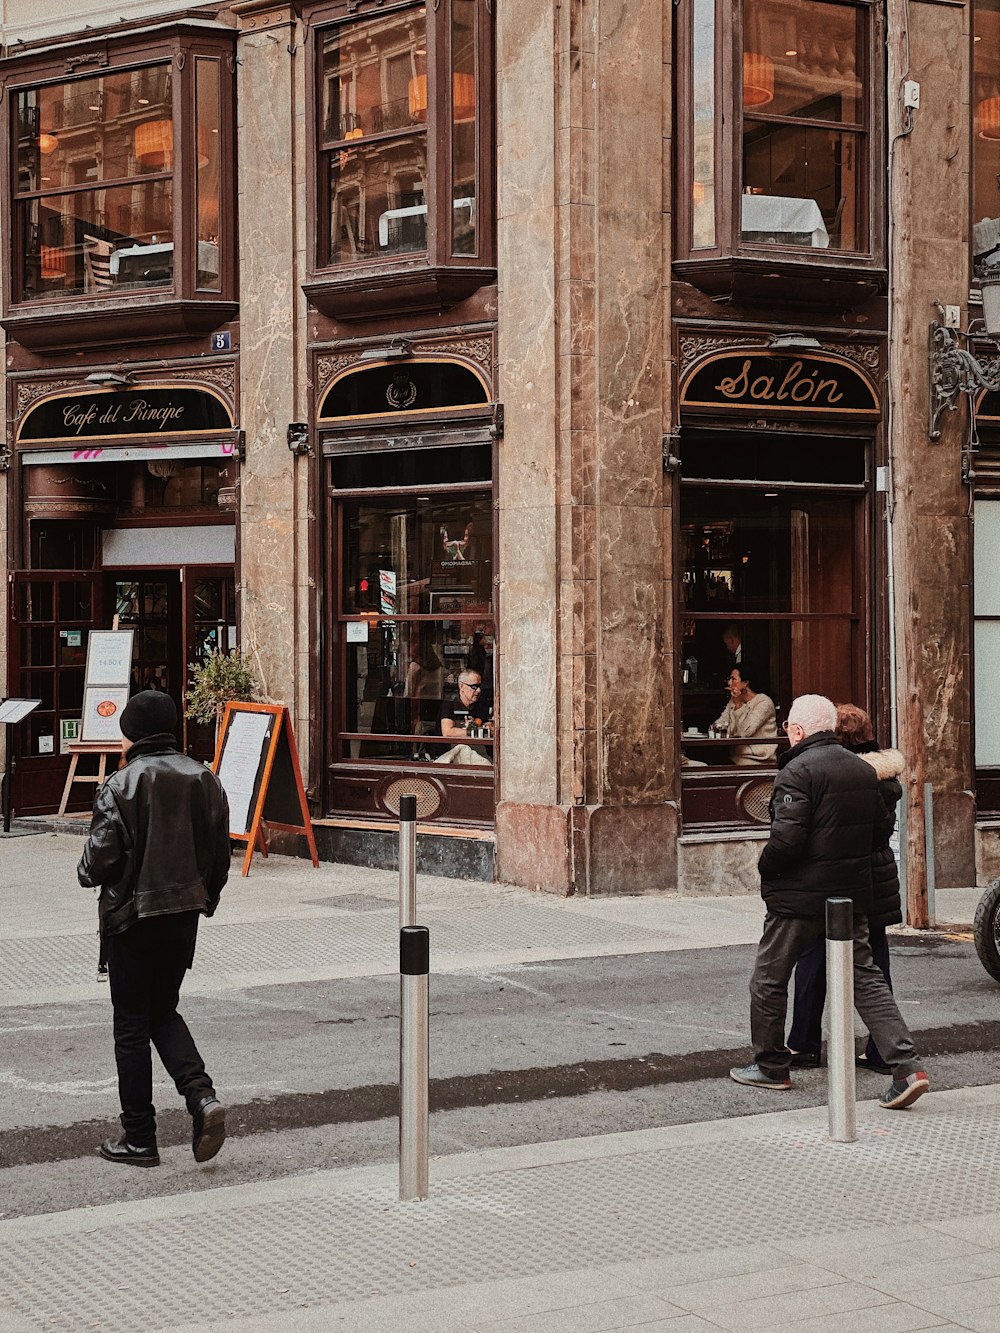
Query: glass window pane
742 123 861 250
975 501 1000 614
743 0 862 123
341 495 494 615
975 0 1000 278
20 581 54 623
22 627 54 667
21 180 174 299
692 0 716 248
451 0 477 255
681 491 855 616
195 59 222 291
57 581 93 623
329 134 428 262
977 622 1000 763
16 66 173 194
59 669 85 713
321 6 428 264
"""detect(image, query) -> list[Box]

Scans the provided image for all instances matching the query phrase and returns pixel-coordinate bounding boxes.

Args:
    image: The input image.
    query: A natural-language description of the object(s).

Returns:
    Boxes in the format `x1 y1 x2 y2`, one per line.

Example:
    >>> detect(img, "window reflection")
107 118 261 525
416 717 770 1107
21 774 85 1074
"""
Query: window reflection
17 66 177 298
339 492 494 766
974 0 1000 279
680 488 859 762
692 0 716 248
741 0 865 252
451 0 478 255
322 5 429 263
195 59 222 291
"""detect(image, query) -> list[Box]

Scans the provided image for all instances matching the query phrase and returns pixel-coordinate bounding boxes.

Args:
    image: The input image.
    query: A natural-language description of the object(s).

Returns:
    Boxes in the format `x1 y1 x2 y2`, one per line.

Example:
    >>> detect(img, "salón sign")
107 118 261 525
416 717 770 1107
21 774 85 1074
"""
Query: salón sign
679 349 880 418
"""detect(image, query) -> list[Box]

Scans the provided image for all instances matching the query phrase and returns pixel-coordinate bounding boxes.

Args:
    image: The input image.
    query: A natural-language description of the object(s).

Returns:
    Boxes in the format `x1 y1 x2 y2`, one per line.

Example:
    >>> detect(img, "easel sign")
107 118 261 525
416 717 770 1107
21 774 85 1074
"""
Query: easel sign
80 629 134 743
212 702 319 877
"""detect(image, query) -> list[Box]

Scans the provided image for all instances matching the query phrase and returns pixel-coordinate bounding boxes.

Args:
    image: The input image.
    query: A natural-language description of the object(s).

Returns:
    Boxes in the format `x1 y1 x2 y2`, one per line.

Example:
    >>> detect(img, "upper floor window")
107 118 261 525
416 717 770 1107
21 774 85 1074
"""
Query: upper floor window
3 25 236 346
307 0 494 318
679 0 882 292
973 0 1000 280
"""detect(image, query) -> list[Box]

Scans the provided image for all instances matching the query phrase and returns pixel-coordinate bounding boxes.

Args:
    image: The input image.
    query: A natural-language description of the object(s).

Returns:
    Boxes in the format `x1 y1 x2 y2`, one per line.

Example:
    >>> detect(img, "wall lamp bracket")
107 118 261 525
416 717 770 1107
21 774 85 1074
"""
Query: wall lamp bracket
287 422 311 456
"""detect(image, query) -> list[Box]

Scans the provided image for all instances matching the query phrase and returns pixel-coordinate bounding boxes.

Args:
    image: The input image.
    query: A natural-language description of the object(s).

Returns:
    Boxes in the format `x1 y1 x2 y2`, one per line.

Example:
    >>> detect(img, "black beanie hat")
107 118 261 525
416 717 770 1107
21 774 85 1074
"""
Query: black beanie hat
120 690 177 742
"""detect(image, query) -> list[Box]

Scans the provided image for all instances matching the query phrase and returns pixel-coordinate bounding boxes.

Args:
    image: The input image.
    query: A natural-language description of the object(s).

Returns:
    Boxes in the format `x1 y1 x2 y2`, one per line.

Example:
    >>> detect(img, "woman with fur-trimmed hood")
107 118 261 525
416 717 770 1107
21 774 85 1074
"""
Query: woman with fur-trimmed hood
786 704 904 1074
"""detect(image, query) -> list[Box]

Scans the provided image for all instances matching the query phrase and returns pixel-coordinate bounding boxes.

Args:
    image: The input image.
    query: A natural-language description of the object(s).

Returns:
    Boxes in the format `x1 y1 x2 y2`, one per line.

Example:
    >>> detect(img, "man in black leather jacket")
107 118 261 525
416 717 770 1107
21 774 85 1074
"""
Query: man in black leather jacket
729 693 930 1110
78 690 231 1167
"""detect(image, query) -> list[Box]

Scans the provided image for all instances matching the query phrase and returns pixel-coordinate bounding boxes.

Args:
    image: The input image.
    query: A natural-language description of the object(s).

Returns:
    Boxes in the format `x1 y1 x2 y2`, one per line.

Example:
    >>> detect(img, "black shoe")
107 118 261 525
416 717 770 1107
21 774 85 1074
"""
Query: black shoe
192 1095 226 1163
856 1053 892 1076
729 1063 792 1090
789 1049 822 1068
98 1136 160 1167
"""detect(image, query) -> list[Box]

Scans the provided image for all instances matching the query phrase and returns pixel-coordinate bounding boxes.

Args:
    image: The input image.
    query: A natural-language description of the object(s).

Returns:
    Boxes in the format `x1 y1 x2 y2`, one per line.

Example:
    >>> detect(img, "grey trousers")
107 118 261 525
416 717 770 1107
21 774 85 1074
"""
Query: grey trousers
750 911 921 1080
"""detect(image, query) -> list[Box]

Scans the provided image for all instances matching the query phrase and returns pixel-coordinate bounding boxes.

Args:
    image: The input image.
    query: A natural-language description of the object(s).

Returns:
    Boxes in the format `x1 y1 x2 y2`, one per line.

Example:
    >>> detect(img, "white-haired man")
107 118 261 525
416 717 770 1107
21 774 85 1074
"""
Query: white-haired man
730 693 930 1109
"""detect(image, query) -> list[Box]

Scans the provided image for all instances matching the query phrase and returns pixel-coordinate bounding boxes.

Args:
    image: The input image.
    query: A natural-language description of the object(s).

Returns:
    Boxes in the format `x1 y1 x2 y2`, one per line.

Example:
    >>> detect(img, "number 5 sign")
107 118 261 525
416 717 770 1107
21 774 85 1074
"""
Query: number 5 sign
211 331 232 351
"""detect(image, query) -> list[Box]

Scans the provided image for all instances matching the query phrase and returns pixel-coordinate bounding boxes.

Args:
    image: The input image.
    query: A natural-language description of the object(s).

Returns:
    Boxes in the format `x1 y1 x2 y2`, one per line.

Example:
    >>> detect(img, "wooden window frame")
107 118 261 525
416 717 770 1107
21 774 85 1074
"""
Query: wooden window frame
0 22 238 351
303 0 496 320
673 0 887 304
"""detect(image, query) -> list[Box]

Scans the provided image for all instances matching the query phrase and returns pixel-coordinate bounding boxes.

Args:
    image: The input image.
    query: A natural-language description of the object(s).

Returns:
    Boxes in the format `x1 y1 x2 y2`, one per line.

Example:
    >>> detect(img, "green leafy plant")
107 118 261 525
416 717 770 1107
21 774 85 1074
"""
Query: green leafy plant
185 650 259 729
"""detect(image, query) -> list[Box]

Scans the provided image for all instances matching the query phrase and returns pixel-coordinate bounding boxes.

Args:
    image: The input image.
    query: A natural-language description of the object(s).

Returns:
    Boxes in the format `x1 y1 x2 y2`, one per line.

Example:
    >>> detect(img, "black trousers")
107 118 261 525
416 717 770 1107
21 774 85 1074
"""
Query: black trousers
106 912 215 1147
750 912 920 1080
787 923 892 1063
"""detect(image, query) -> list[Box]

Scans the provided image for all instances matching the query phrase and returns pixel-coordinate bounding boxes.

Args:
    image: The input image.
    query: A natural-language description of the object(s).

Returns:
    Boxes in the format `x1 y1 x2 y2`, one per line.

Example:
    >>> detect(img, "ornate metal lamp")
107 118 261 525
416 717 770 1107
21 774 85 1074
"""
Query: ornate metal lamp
928 275 1000 450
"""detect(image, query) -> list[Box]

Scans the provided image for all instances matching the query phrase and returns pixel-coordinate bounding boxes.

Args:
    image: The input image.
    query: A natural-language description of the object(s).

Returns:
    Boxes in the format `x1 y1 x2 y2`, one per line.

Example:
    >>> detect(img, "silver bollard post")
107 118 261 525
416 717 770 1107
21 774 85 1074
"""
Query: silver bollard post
400 924 429 1201
399 793 417 929
826 897 857 1143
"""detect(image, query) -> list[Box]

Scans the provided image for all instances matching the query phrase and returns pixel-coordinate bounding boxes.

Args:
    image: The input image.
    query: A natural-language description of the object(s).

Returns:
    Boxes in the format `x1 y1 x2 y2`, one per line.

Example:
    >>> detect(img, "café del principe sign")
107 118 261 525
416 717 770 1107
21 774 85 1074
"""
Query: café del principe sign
679 348 880 418
17 384 234 445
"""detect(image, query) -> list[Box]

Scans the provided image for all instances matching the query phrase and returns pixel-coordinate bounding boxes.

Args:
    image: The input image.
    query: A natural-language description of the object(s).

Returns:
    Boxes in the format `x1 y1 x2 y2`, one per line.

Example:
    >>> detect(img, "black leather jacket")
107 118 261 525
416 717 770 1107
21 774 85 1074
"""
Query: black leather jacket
77 734 231 937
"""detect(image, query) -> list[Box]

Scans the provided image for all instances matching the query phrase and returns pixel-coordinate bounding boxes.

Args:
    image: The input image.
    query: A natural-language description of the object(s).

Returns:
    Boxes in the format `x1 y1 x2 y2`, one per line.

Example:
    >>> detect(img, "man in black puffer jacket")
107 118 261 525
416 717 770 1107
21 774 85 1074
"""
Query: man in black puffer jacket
730 694 929 1110
78 690 231 1167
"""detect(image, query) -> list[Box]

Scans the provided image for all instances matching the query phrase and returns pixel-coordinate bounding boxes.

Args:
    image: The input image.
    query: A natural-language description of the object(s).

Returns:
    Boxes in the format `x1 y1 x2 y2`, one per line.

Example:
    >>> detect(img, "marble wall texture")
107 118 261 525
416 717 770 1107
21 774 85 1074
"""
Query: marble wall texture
496 0 677 895
886 0 976 913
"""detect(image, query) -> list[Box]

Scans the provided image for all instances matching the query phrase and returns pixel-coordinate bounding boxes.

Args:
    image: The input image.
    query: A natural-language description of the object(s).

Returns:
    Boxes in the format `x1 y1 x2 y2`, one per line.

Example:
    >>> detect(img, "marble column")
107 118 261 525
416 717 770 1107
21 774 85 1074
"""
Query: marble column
887 0 975 915
234 2 311 763
496 0 675 893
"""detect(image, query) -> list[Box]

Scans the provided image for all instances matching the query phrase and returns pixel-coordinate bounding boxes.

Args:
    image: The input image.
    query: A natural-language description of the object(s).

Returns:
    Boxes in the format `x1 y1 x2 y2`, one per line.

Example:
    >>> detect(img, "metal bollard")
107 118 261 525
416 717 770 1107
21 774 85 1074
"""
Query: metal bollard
399 794 416 929
826 897 857 1143
399 924 429 1201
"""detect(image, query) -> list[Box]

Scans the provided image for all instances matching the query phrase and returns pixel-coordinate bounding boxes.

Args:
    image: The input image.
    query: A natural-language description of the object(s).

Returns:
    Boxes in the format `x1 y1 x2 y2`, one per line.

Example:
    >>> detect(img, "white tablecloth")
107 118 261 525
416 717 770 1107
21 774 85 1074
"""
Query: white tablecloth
741 194 830 248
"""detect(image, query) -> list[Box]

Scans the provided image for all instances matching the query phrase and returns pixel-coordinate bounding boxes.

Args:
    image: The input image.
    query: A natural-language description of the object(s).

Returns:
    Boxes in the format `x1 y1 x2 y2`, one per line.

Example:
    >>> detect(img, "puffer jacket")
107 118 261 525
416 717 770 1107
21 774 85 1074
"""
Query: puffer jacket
858 747 904 929
757 730 891 919
77 733 231 937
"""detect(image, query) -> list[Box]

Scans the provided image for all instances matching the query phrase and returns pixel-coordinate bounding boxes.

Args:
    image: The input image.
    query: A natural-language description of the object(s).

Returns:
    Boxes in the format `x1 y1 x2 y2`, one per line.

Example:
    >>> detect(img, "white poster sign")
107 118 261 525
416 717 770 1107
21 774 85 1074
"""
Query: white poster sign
217 710 273 835
85 630 134 687
0 699 41 725
81 686 130 743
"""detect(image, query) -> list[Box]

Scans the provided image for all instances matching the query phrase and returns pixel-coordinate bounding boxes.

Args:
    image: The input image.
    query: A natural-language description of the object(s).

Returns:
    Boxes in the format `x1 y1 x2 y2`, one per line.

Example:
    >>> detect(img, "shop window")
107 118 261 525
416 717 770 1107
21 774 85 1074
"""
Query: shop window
3 26 236 348
306 0 495 318
676 0 883 301
973 0 1000 281
975 502 1000 779
678 433 867 773
337 491 494 763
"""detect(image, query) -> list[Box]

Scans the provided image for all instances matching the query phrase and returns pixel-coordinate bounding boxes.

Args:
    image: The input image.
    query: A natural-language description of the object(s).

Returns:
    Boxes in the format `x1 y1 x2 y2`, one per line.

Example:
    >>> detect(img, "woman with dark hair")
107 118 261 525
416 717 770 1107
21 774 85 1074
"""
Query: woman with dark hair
711 664 777 766
787 703 904 1073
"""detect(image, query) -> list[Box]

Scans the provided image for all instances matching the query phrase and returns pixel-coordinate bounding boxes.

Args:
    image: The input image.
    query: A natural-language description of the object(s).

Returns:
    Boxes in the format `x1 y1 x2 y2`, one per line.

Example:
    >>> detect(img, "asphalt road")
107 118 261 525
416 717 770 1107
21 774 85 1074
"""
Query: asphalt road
2 931 997 1221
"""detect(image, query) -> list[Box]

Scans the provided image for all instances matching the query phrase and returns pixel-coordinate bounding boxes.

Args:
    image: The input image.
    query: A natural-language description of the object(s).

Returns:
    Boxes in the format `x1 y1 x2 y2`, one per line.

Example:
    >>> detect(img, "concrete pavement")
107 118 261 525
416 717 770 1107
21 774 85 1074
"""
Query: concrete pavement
2 1085 999 1331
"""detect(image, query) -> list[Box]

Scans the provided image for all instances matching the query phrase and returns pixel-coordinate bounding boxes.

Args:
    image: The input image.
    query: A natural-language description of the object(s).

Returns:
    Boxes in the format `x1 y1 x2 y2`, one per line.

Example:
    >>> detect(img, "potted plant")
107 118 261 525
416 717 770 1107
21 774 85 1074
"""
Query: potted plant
185 649 259 746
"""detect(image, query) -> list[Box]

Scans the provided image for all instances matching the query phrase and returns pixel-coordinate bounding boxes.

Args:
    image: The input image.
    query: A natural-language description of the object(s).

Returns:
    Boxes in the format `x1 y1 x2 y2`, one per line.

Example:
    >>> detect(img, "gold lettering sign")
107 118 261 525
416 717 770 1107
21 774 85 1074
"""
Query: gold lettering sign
679 350 879 418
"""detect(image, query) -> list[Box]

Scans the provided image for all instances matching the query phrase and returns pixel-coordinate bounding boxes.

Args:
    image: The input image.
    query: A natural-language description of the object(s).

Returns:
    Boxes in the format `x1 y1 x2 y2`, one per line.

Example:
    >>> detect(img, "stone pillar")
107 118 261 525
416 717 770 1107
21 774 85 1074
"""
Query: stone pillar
887 0 975 915
497 0 675 893
234 2 311 758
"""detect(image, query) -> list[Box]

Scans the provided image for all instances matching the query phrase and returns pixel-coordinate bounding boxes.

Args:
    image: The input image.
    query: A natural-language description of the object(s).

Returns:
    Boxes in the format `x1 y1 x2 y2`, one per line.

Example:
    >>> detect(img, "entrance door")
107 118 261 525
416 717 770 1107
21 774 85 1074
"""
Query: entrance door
8 571 101 814
107 572 184 716
185 567 238 760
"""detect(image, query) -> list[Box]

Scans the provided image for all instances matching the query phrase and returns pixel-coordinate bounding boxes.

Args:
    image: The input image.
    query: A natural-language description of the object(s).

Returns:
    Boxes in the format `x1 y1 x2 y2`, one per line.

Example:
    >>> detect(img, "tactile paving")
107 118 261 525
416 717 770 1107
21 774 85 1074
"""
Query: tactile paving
2 1105 999 1330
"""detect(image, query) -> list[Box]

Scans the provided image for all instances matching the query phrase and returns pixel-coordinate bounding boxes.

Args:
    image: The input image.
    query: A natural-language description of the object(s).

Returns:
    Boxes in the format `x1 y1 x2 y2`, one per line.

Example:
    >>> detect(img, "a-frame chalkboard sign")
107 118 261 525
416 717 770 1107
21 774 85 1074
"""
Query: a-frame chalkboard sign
212 702 319 877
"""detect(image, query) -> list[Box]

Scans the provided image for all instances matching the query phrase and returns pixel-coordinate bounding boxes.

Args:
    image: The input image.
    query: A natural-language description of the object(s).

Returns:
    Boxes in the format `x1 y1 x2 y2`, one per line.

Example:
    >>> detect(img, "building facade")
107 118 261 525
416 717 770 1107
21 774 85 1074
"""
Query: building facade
0 0 993 915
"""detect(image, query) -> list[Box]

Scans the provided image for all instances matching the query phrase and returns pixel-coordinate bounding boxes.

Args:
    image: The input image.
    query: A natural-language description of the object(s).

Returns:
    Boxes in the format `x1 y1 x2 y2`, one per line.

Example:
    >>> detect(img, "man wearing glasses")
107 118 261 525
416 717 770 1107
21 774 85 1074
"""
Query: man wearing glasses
438 670 485 740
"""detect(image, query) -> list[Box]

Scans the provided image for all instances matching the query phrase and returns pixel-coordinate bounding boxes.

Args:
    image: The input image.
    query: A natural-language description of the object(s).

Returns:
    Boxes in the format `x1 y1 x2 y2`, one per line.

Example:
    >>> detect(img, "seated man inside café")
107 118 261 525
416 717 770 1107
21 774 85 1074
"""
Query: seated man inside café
435 669 492 766
712 663 778 767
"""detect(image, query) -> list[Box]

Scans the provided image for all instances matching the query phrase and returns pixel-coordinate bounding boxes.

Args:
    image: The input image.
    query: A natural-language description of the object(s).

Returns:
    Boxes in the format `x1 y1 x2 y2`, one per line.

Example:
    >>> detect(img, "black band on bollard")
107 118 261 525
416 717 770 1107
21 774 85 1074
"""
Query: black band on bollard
826 897 853 941
399 794 417 823
400 925 429 975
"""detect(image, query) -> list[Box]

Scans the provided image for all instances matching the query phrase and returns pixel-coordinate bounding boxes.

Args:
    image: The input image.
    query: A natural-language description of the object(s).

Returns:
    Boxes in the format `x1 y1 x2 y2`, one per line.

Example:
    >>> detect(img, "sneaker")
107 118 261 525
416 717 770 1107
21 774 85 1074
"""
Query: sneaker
879 1071 930 1109
729 1063 792 1090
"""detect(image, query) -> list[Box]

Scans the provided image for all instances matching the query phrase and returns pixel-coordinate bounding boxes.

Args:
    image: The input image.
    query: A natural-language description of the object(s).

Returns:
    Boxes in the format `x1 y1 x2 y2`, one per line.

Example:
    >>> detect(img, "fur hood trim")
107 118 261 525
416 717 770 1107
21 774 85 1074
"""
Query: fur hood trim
860 748 905 781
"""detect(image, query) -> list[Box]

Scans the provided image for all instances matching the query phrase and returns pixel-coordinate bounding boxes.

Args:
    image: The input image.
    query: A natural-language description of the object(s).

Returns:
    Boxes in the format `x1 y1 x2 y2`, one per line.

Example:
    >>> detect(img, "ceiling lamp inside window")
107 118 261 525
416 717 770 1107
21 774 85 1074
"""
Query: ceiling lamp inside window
743 51 775 108
134 118 173 169
977 96 1000 141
